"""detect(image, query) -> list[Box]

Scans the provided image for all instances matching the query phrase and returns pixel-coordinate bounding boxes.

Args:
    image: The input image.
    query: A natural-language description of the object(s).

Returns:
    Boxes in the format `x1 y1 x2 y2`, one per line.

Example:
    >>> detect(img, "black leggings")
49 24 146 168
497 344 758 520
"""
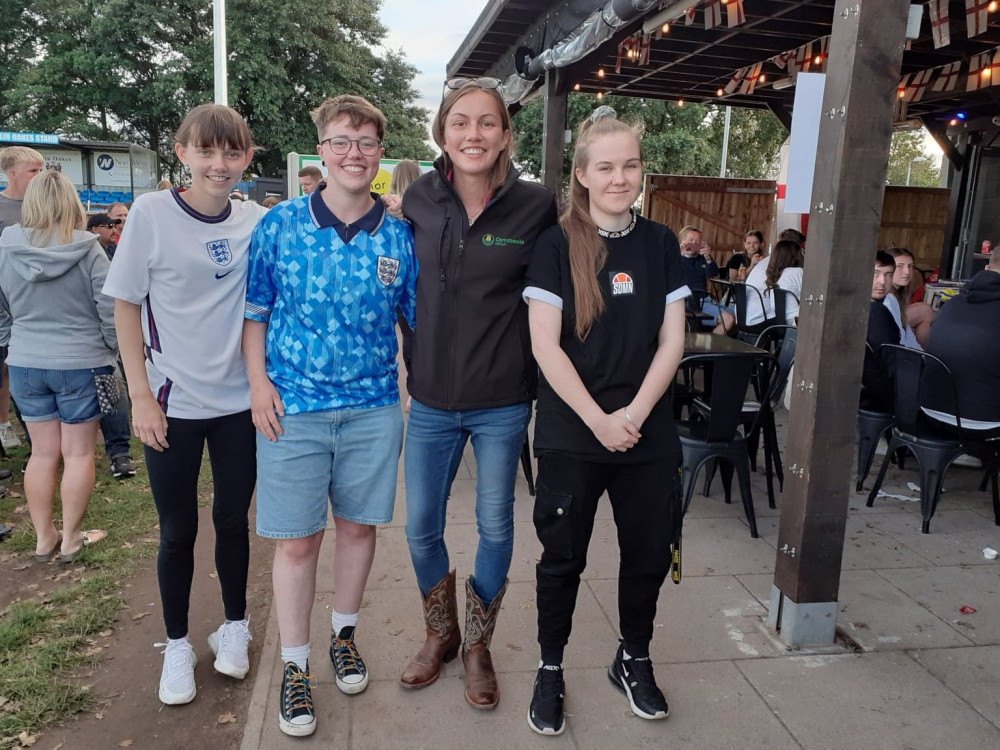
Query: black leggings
145 410 257 639
534 453 682 664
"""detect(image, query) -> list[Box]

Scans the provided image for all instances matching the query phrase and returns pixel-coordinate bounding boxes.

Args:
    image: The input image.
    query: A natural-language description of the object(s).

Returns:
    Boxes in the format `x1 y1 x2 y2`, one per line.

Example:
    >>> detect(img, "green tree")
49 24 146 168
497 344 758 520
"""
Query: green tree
4 0 431 181
512 93 786 189
885 130 940 187
0 0 38 128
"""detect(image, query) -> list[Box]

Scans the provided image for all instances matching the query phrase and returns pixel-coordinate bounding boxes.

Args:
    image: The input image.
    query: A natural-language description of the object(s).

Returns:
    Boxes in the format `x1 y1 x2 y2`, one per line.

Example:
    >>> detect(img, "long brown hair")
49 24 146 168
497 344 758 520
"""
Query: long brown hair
888 247 914 328
431 82 513 197
562 110 642 340
764 239 804 290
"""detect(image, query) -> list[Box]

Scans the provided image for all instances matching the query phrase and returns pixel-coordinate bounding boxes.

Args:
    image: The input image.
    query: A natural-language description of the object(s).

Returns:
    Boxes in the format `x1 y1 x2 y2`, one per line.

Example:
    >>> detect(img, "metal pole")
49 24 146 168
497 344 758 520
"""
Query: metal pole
906 160 912 186
214 0 228 105
719 106 732 177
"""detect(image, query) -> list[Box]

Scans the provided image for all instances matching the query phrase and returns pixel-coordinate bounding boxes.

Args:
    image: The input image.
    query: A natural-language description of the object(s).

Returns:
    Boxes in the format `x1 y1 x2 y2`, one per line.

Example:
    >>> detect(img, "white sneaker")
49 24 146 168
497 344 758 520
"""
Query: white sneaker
0 424 21 450
155 638 198 705
208 619 252 679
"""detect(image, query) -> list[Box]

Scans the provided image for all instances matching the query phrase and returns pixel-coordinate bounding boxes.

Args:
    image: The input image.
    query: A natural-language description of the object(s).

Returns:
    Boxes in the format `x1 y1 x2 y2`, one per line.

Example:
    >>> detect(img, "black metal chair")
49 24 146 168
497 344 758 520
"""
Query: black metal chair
674 349 775 538
726 282 771 344
698 325 797 509
856 343 895 491
866 345 1000 532
769 287 799 326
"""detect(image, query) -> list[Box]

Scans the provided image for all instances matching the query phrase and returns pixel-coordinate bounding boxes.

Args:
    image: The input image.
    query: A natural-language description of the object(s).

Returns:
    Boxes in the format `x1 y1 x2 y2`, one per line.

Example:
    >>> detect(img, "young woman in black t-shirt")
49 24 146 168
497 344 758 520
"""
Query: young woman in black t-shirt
522 108 688 735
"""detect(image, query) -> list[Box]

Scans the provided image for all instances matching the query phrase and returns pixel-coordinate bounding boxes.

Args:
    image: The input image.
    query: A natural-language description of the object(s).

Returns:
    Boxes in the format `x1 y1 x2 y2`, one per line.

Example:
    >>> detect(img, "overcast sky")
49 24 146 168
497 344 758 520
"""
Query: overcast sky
378 0 490 120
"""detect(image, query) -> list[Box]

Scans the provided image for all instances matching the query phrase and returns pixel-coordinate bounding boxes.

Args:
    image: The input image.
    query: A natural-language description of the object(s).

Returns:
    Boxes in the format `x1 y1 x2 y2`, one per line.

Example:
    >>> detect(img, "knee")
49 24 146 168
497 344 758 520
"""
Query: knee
276 535 322 566
334 519 375 545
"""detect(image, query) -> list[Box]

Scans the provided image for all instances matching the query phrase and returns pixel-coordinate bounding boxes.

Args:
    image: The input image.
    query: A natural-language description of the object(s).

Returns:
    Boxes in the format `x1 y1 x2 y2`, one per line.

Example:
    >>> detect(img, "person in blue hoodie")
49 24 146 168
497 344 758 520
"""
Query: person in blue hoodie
0 170 114 562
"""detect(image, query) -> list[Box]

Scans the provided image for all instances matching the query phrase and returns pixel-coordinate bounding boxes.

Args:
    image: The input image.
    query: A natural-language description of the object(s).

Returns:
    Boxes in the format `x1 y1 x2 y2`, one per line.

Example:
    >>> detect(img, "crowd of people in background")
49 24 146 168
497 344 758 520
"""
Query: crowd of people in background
0 76 988 741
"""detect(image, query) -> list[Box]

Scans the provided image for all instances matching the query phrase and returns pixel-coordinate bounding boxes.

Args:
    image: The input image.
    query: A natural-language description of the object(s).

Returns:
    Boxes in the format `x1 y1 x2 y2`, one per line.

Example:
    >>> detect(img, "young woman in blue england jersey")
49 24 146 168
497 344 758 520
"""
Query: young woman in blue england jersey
392 77 557 709
103 104 264 707
522 108 687 735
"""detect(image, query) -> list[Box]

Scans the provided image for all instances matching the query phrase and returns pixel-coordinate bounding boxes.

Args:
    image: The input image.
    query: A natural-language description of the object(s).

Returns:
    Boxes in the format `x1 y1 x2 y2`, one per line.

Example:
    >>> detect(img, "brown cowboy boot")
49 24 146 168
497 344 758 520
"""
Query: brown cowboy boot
462 576 508 709
399 569 461 688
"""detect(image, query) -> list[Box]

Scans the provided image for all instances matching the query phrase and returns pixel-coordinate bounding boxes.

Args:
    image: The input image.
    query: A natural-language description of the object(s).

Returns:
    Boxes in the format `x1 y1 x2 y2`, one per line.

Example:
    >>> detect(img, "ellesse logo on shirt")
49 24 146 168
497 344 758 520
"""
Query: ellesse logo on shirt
610 271 634 296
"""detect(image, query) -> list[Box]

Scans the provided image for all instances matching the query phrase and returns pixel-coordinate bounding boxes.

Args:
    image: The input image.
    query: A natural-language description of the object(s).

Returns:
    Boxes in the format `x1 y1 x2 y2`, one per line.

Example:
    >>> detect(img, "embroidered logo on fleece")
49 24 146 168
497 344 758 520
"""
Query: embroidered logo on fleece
206 239 232 266
611 272 634 296
377 256 400 286
481 234 524 248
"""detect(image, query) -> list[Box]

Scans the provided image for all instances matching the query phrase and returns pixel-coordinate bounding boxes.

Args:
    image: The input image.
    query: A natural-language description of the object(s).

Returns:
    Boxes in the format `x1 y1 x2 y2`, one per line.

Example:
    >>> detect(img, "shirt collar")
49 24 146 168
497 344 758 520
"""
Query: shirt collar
309 184 385 243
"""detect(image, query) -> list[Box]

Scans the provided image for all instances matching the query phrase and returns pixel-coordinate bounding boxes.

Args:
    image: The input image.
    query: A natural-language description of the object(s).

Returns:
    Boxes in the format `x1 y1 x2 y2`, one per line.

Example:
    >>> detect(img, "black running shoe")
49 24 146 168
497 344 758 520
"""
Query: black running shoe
279 661 316 737
527 664 566 735
607 644 669 720
330 626 369 694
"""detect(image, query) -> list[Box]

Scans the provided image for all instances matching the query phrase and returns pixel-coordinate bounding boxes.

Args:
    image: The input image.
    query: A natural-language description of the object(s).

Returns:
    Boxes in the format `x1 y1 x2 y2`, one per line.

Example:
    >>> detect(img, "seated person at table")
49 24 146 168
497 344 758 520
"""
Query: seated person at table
922 246 1000 430
884 247 921 350
779 227 805 247
677 225 720 323
861 251 900 412
725 230 764 281
714 240 802 335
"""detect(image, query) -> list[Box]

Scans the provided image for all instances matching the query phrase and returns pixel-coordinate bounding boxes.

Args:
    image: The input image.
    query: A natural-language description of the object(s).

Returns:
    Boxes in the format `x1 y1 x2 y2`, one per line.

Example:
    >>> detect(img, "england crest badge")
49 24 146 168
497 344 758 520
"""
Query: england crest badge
206 239 232 266
377 255 400 286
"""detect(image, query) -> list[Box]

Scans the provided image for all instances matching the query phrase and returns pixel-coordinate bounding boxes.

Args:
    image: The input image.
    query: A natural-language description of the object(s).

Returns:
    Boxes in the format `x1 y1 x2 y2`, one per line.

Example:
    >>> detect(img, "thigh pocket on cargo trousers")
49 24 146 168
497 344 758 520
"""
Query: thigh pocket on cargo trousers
533 483 574 561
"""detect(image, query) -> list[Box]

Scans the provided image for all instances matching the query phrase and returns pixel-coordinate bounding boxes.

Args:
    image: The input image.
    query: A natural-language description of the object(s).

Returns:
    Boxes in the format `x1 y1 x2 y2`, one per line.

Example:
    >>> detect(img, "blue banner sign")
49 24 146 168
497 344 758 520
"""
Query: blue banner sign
0 132 60 145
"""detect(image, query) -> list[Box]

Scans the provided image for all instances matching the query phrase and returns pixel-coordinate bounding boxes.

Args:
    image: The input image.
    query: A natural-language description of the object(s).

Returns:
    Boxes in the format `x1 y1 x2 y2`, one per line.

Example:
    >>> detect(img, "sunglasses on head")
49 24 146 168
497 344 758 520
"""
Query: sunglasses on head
443 77 502 95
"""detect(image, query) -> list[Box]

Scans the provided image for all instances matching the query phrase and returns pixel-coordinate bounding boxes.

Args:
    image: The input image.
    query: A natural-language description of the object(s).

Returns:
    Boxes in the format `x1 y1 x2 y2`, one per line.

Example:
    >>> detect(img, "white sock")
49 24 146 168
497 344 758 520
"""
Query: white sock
281 643 310 671
331 610 358 636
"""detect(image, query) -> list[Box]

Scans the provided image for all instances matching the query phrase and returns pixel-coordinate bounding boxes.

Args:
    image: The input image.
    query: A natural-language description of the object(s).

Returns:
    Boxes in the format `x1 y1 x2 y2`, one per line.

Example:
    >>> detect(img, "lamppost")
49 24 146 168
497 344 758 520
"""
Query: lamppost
906 156 928 186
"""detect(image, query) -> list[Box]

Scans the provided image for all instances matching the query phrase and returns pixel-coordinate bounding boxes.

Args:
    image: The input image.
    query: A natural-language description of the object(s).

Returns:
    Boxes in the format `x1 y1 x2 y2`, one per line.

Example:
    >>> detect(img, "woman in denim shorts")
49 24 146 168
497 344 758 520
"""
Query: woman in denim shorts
0 171 117 561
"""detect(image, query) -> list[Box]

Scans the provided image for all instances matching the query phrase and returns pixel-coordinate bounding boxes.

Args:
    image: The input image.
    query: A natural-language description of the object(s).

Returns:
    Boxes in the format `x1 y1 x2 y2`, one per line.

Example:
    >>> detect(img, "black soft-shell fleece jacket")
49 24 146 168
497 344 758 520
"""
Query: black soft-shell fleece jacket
402 158 557 410
925 269 1000 422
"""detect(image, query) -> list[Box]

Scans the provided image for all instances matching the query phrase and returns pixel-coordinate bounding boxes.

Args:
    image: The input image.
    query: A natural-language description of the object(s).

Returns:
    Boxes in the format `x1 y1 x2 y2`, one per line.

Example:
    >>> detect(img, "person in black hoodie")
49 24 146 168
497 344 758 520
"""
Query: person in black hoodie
862 251 900 412
924 249 1000 426
396 77 557 709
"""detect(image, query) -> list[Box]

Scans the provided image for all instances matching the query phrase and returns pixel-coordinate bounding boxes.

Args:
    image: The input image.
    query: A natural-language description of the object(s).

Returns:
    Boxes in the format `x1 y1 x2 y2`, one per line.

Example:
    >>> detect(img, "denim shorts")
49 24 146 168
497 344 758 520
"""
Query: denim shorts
8 365 112 424
256 403 403 538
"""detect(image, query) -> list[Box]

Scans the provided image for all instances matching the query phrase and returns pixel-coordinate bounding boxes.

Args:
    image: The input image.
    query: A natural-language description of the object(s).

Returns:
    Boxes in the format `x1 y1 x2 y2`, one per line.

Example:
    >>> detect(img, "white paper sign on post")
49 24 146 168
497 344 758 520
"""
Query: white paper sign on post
785 72 827 215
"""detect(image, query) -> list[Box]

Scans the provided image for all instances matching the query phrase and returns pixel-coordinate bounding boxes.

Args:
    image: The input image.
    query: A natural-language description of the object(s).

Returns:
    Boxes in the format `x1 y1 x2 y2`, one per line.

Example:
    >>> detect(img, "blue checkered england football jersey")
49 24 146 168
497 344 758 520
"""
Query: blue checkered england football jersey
245 195 417 414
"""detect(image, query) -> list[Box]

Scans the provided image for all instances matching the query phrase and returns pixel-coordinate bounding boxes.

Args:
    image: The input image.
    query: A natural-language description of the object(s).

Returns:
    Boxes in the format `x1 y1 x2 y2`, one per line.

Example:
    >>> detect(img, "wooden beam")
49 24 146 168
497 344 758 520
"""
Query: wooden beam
924 122 965 172
541 68 568 199
767 102 793 131
769 0 910 645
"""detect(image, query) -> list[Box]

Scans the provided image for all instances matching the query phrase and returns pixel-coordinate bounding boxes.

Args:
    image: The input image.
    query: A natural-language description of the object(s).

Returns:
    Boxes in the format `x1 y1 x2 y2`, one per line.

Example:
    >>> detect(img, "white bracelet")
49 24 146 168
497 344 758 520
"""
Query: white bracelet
624 407 637 427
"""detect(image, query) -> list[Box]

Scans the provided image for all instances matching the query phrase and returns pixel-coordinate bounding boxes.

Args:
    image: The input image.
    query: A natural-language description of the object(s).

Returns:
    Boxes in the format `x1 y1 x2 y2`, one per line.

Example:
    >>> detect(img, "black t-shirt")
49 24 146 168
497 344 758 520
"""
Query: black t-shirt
725 253 749 279
861 299 900 412
524 215 689 463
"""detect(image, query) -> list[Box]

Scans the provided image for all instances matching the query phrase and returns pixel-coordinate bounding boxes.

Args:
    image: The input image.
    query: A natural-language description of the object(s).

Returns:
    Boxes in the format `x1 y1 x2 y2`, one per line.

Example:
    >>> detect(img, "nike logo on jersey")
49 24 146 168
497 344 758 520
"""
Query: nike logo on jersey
215 269 235 279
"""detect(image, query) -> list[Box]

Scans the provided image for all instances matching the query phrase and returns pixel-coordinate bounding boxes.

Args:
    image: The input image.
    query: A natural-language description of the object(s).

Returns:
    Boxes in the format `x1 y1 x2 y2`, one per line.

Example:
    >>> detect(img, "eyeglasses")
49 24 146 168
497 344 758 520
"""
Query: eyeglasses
444 77 502 94
318 137 382 156
109 218 122 225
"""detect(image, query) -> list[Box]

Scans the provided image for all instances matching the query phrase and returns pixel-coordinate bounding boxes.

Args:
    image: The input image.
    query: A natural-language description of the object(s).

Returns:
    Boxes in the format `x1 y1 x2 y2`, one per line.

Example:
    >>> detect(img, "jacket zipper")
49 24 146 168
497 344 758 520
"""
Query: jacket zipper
445 235 465 408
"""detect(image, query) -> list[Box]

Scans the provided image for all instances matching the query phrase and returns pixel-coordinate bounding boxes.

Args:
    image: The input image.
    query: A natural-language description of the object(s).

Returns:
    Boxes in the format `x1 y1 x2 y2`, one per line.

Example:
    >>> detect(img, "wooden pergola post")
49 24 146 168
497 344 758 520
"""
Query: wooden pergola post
541 68 568 198
768 0 911 647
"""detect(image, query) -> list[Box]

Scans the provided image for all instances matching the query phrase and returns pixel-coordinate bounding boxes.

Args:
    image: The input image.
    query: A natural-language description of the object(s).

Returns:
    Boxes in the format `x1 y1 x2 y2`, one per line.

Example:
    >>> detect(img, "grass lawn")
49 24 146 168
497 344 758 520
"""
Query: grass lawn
0 438 213 747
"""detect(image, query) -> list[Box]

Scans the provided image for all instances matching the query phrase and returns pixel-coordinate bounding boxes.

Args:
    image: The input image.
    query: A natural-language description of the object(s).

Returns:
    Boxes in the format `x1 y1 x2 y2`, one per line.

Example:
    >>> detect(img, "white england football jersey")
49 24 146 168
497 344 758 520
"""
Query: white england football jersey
103 190 266 419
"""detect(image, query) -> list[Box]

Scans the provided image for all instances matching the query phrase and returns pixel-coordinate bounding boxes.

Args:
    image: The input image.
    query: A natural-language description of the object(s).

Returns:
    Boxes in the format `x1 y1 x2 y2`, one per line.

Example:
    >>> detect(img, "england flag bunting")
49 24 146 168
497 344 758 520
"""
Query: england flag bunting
725 67 746 95
740 62 763 95
966 0 990 38
967 51 992 90
685 6 696 25
704 0 723 30
928 0 951 49
903 68 934 102
932 60 962 92
726 0 746 28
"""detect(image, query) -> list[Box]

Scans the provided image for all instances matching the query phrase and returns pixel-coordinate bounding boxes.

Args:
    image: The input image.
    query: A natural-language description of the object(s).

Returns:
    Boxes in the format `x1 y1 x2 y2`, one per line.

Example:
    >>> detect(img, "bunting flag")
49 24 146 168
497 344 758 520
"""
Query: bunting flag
704 0 723 30
724 67 746 95
740 62 763 94
905 68 935 101
928 0 951 49
932 60 962 92
769 50 795 71
685 6 696 25
726 0 746 28
966 0 991 38
637 31 651 66
793 41 814 73
967 51 992 90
